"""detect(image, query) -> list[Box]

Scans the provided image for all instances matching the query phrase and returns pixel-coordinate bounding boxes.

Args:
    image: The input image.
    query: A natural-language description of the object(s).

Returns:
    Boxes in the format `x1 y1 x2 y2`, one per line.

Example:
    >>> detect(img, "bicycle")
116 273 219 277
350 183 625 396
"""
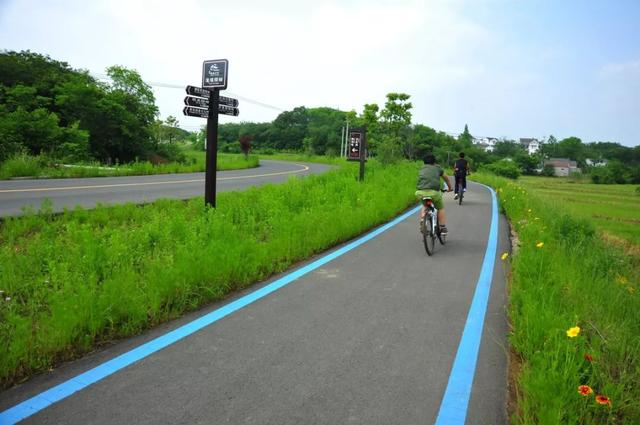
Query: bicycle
419 192 447 256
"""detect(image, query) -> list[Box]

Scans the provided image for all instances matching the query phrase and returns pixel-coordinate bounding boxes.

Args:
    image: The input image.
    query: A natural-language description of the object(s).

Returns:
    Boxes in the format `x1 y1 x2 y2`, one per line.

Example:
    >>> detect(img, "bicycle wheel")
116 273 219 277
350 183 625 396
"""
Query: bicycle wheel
422 215 435 256
437 225 447 245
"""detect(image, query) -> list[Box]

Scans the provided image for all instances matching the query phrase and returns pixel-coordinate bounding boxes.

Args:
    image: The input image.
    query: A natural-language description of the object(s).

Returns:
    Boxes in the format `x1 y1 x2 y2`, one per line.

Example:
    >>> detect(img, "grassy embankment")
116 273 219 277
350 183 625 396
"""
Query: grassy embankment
473 173 639 424
0 159 419 388
519 176 640 246
0 151 259 180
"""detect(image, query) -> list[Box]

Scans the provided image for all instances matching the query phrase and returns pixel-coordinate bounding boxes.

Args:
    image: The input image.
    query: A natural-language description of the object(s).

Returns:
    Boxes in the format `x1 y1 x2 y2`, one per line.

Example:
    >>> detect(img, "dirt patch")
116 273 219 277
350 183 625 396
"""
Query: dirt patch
601 232 640 258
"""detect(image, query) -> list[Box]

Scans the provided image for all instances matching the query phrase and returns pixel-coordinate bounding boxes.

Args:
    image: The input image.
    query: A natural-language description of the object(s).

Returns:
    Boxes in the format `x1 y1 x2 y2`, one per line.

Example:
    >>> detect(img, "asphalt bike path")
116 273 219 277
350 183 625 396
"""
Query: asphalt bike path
0 182 510 424
0 160 331 217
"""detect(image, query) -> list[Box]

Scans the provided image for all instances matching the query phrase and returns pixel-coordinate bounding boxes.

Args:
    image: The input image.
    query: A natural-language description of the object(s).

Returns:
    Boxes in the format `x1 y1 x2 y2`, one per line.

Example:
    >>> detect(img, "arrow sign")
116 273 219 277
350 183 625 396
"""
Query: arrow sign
218 104 240 116
184 96 209 108
183 105 239 118
183 106 208 118
219 96 239 108
186 85 210 98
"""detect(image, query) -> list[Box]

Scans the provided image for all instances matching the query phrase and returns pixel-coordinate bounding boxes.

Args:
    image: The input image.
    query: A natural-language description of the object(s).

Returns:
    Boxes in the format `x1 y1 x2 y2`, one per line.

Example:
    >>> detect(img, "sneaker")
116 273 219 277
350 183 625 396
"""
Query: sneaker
463 188 467 192
453 193 459 200
440 225 448 235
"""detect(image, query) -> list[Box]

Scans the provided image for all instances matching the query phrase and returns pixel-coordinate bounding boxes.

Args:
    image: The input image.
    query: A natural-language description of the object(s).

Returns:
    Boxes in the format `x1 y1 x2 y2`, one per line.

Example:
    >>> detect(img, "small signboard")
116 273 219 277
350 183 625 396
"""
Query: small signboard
347 130 364 161
219 96 239 108
184 96 209 108
186 85 210 98
183 106 208 118
202 59 228 89
218 104 240 116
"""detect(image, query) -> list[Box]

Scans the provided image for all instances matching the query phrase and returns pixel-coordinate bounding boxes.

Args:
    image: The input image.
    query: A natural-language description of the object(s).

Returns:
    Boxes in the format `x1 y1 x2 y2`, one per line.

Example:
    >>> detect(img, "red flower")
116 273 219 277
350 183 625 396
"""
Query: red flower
595 395 612 406
578 385 593 396
584 353 594 362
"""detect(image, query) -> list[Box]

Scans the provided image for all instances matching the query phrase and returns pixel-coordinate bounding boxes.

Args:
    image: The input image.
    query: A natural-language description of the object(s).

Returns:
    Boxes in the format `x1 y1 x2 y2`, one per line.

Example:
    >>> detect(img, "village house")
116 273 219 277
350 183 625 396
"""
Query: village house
472 137 499 152
519 138 540 155
544 158 581 177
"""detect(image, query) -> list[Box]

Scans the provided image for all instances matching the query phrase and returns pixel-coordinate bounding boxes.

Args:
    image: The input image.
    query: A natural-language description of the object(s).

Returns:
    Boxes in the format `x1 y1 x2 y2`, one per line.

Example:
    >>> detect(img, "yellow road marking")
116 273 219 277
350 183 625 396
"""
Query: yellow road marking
0 164 310 194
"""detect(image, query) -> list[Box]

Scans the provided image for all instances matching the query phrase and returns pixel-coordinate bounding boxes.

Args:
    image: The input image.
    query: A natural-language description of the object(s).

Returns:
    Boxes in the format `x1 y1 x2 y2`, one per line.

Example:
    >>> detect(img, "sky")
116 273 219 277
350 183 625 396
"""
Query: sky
1 0 639 146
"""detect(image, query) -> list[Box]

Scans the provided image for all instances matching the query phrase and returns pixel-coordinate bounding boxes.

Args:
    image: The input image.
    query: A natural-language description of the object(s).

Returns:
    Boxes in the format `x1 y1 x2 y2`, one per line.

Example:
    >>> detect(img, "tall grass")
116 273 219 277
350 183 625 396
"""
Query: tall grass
0 160 419 388
0 153 259 179
473 173 640 424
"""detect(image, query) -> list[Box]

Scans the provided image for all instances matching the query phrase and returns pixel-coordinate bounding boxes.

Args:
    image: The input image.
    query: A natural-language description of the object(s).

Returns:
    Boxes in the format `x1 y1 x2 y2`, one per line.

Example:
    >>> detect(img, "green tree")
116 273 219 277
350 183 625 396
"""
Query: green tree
458 124 473 147
165 115 179 144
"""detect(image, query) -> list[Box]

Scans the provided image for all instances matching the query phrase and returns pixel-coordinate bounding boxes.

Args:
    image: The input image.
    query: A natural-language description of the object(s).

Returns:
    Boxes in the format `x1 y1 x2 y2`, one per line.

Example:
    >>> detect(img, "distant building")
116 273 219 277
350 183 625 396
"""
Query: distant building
585 158 608 167
472 137 498 152
544 158 581 177
519 138 540 155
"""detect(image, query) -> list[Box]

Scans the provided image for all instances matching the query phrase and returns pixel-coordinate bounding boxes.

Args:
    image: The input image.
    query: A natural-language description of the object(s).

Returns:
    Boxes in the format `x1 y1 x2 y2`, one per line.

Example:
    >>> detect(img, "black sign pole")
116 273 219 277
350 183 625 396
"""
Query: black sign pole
205 88 220 208
359 127 367 182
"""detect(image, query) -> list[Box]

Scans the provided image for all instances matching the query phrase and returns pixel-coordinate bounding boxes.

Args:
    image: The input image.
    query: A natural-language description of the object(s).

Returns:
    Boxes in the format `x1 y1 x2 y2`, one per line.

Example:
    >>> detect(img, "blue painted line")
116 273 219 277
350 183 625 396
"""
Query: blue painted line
435 184 499 425
0 205 421 425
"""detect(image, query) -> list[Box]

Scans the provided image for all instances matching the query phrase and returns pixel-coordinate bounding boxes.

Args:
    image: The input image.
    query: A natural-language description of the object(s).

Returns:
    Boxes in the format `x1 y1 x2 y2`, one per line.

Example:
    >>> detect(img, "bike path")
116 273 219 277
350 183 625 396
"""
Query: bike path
0 183 510 424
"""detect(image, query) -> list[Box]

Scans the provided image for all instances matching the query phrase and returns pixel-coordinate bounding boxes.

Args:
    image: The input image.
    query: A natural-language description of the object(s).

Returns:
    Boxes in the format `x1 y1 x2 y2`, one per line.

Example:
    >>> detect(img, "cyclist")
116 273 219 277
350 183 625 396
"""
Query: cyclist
453 152 470 200
416 154 453 234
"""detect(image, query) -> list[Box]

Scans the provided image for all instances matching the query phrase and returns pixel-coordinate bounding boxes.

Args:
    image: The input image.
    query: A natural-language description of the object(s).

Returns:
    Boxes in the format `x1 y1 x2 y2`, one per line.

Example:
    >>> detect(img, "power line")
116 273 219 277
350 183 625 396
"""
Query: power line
90 72 285 112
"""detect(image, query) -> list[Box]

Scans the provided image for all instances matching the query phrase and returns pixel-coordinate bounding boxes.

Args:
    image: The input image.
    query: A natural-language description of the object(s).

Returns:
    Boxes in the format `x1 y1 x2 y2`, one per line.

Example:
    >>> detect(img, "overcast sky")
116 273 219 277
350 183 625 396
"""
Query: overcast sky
1 0 639 146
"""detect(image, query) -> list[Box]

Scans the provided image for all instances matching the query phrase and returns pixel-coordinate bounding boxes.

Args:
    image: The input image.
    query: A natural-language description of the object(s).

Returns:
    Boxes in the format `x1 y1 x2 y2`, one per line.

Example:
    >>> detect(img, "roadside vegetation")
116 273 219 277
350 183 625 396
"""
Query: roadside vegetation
0 151 259 179
473 172 639 424
0 159 419 389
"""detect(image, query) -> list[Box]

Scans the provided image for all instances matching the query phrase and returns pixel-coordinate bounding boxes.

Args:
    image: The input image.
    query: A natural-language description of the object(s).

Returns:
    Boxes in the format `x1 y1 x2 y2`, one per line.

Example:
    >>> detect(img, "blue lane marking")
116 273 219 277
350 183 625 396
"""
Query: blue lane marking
435 184 499 424
0 205 421 424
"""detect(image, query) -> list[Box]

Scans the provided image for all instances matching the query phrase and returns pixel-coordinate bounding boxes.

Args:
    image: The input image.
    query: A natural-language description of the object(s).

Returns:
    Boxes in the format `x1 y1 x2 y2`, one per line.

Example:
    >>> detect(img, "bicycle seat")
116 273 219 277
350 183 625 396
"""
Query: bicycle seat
421 196 434 206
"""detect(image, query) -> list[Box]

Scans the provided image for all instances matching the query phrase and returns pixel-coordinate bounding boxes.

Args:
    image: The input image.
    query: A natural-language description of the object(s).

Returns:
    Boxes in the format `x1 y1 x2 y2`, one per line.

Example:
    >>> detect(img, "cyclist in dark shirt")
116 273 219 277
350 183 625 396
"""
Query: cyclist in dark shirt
453 152 469 200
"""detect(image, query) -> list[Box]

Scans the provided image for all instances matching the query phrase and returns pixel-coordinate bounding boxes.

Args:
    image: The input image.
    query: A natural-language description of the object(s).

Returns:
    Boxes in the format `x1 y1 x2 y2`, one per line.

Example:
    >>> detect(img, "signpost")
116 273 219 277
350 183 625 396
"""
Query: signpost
182 60 239 208
347 128 367 181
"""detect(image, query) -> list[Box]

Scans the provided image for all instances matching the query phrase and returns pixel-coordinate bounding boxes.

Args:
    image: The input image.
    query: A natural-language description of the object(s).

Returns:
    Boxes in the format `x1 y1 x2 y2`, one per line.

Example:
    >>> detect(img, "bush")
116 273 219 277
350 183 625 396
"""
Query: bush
541 164 556 177
154 143 188 164
481 160 521 179
0 153 43 178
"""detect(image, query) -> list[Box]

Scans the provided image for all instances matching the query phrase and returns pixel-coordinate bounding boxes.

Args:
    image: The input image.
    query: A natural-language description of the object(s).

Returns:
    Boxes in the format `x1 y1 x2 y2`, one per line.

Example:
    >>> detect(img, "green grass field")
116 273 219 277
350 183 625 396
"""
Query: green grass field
0 152 259 180
473 173 640 424
519 176 640 245
0 159 419 389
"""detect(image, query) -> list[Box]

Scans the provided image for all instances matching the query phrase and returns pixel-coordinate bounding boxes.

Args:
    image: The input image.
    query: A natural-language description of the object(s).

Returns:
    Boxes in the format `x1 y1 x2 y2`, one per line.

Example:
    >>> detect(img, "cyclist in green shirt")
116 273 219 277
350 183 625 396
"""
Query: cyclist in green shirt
415 154 453 234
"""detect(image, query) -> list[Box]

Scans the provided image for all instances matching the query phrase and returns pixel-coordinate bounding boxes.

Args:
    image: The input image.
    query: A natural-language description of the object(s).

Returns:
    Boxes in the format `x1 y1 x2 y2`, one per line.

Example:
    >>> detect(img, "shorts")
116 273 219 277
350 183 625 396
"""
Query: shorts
415 189 444 210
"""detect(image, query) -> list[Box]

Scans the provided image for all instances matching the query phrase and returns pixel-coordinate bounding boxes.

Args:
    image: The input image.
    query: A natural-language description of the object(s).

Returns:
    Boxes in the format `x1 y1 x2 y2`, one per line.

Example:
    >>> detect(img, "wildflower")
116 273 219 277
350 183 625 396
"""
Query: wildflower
528 209 532 213
534 217 540 221
584 353 594 362
595 395 612 406
628 287 636 294
566 326 581 337
536 242 544 248
578 385 593 396
616 275 628 285
501 252 509 261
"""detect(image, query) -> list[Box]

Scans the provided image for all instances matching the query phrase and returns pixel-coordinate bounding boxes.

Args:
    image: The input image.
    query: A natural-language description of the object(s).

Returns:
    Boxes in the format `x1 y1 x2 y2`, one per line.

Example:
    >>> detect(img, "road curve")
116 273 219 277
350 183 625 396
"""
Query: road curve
0 160 331 216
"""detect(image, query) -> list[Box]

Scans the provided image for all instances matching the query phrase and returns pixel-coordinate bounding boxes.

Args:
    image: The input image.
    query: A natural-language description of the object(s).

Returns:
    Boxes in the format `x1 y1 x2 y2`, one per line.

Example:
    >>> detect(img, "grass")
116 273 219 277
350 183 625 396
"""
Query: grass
473 172 640 424
0 159 420 388
519 176 640 245
0 152 259 180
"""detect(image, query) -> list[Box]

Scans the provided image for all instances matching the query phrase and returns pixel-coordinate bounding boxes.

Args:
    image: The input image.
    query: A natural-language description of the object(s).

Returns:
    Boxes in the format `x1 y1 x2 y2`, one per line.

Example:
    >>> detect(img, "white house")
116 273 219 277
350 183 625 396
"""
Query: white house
586 158 608 167
519 138 540 155
472 137 498 152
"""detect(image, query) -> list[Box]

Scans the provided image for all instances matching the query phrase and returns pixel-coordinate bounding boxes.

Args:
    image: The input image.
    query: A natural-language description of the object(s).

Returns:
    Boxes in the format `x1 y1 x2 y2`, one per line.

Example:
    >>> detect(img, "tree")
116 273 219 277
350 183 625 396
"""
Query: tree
165 115 179 144
379 93 412 160
458 124 473 147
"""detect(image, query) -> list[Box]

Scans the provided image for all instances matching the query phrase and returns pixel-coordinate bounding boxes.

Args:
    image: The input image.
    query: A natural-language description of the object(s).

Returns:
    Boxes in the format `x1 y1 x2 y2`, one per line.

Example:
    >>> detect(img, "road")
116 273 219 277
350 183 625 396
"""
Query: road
0 182 510 424
0 160 331 216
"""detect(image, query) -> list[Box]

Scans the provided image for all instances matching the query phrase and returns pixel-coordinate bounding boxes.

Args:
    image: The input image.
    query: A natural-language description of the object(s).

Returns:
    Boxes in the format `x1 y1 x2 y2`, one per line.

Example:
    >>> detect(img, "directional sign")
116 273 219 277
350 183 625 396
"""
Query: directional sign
183 106 208 118
186 85 210 98
347 130 363 161
219 96 239 108
184 96 209 108
202 59 228 89
183 105 239 118
218 104 240 117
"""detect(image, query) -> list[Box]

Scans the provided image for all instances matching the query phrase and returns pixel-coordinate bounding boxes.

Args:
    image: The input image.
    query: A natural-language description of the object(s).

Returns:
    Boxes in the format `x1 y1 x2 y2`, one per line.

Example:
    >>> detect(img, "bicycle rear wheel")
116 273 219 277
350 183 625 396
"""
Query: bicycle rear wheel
437 226 447 245
422 215 435 256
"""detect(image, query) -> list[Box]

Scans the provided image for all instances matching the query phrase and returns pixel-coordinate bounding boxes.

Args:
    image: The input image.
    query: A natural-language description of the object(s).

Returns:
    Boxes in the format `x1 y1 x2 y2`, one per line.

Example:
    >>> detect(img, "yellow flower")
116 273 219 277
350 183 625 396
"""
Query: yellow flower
528 209 532 213
628 287 636 295
501 252 509 261
536 242 544 248
566 326 581 337
616 275 628 285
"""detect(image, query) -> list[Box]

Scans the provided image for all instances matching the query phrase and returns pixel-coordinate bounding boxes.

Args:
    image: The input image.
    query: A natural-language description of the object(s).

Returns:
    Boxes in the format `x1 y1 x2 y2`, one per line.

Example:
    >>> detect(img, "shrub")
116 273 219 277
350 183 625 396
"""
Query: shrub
482 160 521 179
0 153 42 178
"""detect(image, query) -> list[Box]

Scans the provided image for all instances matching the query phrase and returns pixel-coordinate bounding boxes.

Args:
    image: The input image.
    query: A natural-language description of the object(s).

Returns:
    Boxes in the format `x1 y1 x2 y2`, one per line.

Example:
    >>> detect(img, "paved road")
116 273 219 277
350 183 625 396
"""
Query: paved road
0 183 510 424
0 160 331 216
